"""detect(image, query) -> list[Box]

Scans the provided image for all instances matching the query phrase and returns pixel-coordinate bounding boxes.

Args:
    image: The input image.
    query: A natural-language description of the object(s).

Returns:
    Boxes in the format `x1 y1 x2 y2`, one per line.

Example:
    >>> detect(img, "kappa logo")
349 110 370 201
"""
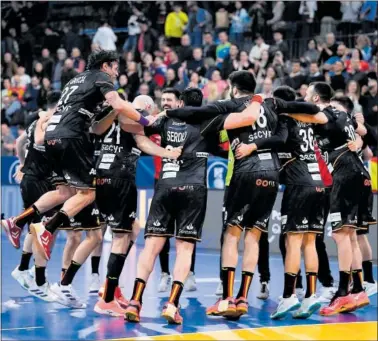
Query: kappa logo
108 215 114 221
186 224 194 231
129 212 137 219
153 220 161 227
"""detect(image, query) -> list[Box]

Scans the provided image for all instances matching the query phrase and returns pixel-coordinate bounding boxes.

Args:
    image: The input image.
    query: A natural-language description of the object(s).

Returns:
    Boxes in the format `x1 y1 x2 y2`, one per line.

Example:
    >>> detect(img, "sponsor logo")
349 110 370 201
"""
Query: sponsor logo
46 139 61 145
96 178 111 185
167 131 187 143
196 152 209 158
131 147 141 156
150 227 166 232
300 154 316 161
315 186 324 192
179 228 197 235
153 220 161 227
108 215 114 221
364 179 371 186
255 179 276 187
186 224 194 231
91 209 99 216
230 138 240 151
329 212 341 223
129 212 137 219
207 161 227 190
101 145 123 153
8 159 20 185
281 215 287 225
162 172 177 179
302 218 308 224
237 214 243 222
64 174 71 180
172 121 186 126
89 168 97 175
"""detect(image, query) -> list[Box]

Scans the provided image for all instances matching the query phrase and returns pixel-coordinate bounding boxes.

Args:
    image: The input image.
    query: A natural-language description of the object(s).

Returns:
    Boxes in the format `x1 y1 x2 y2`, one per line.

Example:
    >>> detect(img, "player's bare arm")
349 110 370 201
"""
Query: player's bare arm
134 135 182 160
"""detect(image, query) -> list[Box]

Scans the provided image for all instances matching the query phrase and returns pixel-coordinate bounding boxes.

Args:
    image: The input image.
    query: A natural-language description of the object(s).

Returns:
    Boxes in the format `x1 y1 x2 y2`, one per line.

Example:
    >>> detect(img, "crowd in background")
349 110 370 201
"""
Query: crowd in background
1 1 377 156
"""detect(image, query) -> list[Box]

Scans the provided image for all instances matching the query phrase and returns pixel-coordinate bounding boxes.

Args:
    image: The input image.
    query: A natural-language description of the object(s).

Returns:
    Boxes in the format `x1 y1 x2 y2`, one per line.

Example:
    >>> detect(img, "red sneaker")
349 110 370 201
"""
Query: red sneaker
124 300 142 323
320 294 357 316
1 217 22 249
235 297 249 317
94 299 125 317
351 291 370 310
161 302 183 325
115 287 129 309
206 297 237 317
30 222 52 260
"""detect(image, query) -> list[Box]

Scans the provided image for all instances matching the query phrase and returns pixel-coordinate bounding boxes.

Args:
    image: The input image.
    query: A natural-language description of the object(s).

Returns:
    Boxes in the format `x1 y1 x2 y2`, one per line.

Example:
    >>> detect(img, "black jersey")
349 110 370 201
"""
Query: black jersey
21 120 52 179
144 116 219 186
45 70 115 139
315 106 367 176
96 121 141 181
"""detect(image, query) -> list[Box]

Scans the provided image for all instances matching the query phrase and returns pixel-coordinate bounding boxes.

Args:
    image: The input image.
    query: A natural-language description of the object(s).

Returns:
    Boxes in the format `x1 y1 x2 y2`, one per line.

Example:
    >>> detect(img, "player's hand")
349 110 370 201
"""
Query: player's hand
146 115 158 126
235 143 256 159
354 112 365 124
157 110 167 117
13 164 24 184
165 146 183 160
347 140 359 152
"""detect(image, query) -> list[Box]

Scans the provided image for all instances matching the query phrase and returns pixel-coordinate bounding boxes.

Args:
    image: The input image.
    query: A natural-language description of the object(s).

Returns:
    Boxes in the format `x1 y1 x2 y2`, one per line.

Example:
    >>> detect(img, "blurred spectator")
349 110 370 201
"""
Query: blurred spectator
10 75 25 99
261 77 273 97
203 32 217 59
187 2 212 47
285 59 305 90
37 77 52 109
222 44 239 78
188 71 202 89
167 51 181 74
302 39 320 65
248 1 267 37
143 70 158 96
138 83 150 96
5 92 22 127
307 62 326 83
71 48 86 73
175 65 190 92
346 79 363 113
52 48 67 90
126 61 140 101
3 52 18 78
345 49 370 72
3 27 19 58
235 50 254 71
202 69 227 101
359 0 378 33
137 19 158 55
249 34 269 64
298 83 309 99
356 34 372 61
62 24 83 54
33 62 44 81
187 48 204 74
347 57 369 87
318 33 338 64
216 31 231 68
360 78 378 127
215 6 230 34
43 27 61 55
164 3 188 47
178 34 193 63
165 69 177 88
92 21 117 51
12 66 31 88
267 1 285 31
330 61 348 91
61 59 78 89
152 57 167 88
18 23 35 74
23 76 41 112
339 1 361 42
1 123 16 156
117 74 129 94
124 6 144 52
2 78 12 98
266 65 283 89
40 48 54 79
230 1 250 47
269 31 289 60
203 57 218 79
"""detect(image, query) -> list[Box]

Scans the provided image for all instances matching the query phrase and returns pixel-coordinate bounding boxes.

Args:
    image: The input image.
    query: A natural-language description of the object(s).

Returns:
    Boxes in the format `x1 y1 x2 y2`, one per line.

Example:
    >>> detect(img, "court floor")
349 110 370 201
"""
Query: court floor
1 238 377 341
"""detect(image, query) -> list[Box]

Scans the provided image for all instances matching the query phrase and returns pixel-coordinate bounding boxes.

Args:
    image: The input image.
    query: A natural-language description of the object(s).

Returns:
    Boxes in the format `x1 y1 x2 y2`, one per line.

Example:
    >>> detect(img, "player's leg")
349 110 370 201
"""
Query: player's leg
158 238 172 292
257 229 270 300
61 230 82 280
89 224 106 294
185 243 197 291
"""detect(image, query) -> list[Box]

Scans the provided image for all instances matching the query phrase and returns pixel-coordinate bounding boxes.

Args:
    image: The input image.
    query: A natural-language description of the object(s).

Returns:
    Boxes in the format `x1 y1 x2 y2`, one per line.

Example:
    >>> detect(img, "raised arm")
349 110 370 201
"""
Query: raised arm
223 99 262 130
287 112 328 124
91 107 118 135
134 135 182 159
15 132 28 165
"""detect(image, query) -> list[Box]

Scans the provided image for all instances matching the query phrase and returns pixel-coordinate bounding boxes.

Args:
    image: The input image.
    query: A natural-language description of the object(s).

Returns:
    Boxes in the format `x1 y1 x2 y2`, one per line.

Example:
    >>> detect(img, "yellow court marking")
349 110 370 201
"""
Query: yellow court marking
115 321 377 341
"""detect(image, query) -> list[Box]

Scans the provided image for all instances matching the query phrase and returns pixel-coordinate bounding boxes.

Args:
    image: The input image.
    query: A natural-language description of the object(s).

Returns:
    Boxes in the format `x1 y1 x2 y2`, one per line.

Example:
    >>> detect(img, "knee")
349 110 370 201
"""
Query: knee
66 232 81 247
145 237 165 256
332 228 349 243
83 190 96 206
87 230 103 245
131 220 141 241
176 240 195 256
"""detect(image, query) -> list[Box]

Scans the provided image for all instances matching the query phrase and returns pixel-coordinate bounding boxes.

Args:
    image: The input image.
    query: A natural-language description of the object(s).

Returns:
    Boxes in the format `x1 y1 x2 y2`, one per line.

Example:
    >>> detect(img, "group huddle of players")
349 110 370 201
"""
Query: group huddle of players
1 50 377 325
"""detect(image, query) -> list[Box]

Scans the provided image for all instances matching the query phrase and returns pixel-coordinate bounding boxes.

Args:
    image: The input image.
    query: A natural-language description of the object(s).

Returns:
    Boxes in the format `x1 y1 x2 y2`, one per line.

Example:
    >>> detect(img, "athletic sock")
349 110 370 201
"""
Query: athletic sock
351 269 364 293
61 261 81 286
296 270 303 289
236 271 254 299
61 268 67 281
190 245 196 274
14 205 40 228
35 266 46 286
125 240 134 258
18 252 32 271
45 210 70 234
283 272 297 298
168 281 184 307
362 260 375 284
337 271 351 297
131 278 146 303
103 253 126 303
91 256 101 275
305 272 317 298
222 267 235 299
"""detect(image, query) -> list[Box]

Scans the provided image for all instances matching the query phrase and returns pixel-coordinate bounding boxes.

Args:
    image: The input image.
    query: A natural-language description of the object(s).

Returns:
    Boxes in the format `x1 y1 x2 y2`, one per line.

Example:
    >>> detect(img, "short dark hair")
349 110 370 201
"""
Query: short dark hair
273 86 296 101
46 90 62 108
180 87 203 107
310 82 334 102
162 88 181 100
229 71 256 94
292 59 301 65
87 50 119 70
331 96 354 113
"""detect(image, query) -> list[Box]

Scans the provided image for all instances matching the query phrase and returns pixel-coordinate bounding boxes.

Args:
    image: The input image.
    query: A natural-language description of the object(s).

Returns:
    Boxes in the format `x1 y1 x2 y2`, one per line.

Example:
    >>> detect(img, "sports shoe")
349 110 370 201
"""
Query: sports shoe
161 302 183 324
318 286 337 303
30 222 52 260
215 281 223 296
1 217 22 249
320 294 357 316
235 296 248 316
270 295 301 320
351 291 370 309
185 271 197 292
50 282 86 308
89 273 101 295
293 294 321 319
257 282 269 300
11 266 35 290
124 300 142 322
295 288 305 300
98 286 129 309
363 281 377 297
94 299 125 317
206 297 237 317
28 282 57 302
29 266 36 279
158 272 172 292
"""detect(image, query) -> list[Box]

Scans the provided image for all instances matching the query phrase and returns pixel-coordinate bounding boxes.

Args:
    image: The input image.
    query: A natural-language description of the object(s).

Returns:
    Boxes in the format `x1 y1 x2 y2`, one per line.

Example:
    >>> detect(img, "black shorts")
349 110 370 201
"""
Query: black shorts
145 185 207 241
281 185 325 234
357 178 377 235
45 137 95 189
224 171 279 232
96 178 137 233
59 202 101 231
329 171 365 232
20 175 55 223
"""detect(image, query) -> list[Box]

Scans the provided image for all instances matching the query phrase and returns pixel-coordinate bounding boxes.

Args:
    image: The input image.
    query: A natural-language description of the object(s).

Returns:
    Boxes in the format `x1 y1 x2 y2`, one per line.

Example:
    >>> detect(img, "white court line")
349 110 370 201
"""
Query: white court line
1 326 44 331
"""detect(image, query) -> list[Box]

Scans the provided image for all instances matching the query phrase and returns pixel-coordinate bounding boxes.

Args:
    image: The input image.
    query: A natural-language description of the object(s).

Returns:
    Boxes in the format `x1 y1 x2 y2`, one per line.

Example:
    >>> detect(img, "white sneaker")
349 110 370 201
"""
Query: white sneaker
318 286 337 303
11 266 35 290
257 282 270 300
215 281 223 296
89 273 101 295
158 273 172 293
293 294 321 319
185 272 197 292
364 281 377 297
51 282 86 308
28 266 36 279
295 288 305 300
270 294 301 319
28 282 57 302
